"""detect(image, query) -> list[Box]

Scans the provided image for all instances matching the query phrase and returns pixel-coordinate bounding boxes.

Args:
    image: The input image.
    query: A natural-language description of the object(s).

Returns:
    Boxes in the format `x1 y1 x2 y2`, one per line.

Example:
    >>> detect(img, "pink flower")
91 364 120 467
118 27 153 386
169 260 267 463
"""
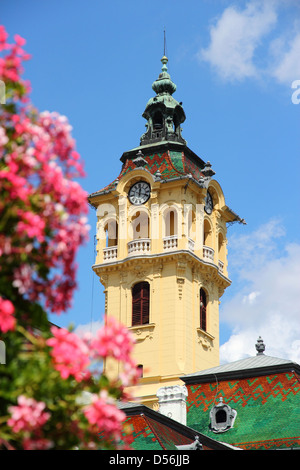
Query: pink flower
91 317 135 363
16 210 45 242
7 395 50 433
119 359 141 387
83 391 126 440
0 24 89 321
46 326 91 382
0 297 16 333
14 34 26 47
0 25 8 44
22 437 53 450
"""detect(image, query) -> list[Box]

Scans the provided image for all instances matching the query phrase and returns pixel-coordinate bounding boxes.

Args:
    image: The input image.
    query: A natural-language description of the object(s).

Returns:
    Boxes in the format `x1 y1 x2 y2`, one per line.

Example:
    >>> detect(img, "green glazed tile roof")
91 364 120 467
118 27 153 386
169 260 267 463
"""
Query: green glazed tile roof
186 371 300 450
88 144 206 199
123 414 193 450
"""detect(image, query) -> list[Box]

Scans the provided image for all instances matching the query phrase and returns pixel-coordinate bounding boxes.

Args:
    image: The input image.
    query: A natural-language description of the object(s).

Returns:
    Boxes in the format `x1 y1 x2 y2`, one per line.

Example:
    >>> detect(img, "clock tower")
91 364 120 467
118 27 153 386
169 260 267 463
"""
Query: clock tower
88 56 244 407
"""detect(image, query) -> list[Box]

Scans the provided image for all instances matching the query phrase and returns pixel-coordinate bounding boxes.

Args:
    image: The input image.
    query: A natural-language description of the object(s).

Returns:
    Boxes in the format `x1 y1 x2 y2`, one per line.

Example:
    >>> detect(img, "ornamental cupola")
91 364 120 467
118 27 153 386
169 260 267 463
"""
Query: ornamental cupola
140 55 186 146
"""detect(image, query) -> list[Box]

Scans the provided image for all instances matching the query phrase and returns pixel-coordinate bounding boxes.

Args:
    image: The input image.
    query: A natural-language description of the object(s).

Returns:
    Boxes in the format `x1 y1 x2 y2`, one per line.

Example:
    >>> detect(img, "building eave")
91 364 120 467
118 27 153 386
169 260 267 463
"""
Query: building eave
182 358 300 385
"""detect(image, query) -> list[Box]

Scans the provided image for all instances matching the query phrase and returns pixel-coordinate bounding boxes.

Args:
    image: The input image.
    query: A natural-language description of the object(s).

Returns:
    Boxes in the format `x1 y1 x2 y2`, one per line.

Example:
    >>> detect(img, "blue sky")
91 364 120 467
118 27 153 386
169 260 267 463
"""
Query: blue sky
1 0 299 363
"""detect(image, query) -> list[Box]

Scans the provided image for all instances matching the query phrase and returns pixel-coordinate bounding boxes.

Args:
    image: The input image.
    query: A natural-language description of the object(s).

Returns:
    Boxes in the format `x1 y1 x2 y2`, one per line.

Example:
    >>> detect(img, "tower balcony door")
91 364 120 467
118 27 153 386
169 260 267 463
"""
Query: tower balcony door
128 210 150 256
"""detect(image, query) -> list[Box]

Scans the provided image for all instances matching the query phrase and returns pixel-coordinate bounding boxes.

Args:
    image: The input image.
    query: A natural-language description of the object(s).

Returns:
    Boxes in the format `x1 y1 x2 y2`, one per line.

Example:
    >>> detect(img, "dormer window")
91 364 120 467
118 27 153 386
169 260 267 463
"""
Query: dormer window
209 397 237 433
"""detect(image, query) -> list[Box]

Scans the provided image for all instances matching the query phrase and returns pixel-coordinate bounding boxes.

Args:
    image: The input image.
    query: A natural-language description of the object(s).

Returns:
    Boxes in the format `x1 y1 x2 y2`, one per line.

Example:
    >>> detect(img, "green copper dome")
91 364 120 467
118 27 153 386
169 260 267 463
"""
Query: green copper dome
152 56 177 95
140 56 186 146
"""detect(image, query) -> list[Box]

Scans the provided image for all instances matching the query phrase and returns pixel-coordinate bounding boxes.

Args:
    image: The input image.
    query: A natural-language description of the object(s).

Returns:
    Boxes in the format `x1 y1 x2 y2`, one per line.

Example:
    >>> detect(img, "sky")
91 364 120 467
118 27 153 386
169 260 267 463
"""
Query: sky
1 0 299 364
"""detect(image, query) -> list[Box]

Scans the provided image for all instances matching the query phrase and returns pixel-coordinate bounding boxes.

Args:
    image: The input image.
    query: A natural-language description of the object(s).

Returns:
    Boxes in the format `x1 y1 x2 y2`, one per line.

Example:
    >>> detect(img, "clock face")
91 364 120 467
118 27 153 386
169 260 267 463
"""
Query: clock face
128 181 151 205
204 191 213 214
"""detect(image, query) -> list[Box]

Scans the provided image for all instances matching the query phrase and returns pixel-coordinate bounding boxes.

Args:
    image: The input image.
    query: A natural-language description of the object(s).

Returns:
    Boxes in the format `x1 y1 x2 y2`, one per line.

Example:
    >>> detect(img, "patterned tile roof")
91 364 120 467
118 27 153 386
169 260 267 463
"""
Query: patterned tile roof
117 403 237 451
185 370 300 450
88 142 206 200
124 414 192 450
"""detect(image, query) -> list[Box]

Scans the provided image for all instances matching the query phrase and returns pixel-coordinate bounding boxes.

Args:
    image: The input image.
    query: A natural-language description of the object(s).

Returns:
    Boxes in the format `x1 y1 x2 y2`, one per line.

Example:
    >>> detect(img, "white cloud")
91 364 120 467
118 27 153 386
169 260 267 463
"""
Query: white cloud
199 1 277 81
242 291 261 305
220 220 300 364
270 32 300 84
199 1 300 86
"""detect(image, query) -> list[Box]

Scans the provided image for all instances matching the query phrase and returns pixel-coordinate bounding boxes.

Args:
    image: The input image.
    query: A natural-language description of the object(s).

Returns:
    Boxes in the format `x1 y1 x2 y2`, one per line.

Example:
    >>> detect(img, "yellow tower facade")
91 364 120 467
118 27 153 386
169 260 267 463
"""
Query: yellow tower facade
88 57 243 407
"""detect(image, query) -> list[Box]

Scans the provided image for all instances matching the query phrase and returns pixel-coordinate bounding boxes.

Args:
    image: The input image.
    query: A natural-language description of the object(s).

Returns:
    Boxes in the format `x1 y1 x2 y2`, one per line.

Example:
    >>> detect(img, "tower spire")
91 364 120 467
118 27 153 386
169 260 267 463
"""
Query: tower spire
140 50 186 146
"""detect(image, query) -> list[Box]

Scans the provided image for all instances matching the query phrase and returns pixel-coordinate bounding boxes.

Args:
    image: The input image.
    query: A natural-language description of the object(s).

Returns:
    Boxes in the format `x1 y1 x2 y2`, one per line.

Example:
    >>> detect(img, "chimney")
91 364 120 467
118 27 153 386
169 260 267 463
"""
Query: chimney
156 385 188 425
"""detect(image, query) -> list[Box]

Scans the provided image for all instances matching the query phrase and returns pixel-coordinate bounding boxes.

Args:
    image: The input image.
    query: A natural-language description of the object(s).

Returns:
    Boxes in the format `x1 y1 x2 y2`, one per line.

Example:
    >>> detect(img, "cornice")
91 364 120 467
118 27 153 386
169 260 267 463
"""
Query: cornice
92 249 231 289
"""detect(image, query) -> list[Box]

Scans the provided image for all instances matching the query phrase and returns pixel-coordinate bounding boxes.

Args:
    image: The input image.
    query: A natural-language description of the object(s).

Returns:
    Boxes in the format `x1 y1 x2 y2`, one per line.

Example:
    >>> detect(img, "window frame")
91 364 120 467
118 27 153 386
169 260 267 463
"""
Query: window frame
132 281 150 326
200 288 207 332
209 397 237 433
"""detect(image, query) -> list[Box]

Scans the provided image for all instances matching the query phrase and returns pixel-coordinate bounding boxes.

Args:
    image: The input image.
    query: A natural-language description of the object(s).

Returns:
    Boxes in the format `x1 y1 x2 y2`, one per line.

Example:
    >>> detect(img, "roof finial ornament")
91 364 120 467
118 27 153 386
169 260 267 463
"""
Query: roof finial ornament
255 336 265 355
161 29 168 73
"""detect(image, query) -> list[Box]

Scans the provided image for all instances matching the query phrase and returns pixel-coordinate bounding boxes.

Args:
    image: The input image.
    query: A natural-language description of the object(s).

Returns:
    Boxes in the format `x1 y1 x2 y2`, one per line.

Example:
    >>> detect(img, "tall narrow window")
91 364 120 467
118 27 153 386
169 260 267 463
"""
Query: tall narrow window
200 288 207 331
153 111 163 129
104 219 118 247
164 209 177 236
132 282 150 326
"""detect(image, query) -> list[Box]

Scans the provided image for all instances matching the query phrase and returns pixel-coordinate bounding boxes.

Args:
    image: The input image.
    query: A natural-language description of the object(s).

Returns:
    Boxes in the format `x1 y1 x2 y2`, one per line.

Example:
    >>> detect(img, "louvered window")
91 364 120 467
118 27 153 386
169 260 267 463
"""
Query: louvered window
132 282 150 326
200 288 207 331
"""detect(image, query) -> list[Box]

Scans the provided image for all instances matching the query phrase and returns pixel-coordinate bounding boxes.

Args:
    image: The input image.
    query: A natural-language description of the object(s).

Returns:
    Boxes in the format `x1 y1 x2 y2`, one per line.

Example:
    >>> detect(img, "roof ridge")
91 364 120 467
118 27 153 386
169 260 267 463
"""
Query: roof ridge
142 413 167 450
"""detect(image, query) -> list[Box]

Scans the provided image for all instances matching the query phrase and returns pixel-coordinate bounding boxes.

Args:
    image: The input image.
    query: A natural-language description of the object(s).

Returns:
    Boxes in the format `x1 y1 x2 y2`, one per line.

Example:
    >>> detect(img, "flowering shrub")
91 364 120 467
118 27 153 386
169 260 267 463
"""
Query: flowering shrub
8 396 51 433
83 391 127 442
46 326 92 382
0 25 138 450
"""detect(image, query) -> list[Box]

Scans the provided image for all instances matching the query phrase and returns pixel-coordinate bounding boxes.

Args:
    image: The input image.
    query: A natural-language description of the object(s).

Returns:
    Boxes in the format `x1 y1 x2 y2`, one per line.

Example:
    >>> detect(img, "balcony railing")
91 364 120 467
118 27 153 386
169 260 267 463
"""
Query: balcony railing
103 245 118 262
203 245 214 262
128 238 151 255
163 235 178 250
102 240 225 274
188 238 195 252
218 260 224 274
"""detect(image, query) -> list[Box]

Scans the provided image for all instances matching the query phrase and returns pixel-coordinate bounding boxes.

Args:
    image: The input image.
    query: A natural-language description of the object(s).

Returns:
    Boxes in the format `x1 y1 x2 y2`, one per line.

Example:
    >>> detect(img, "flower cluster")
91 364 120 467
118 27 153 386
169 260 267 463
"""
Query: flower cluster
90 317 140 386
7 395 50 433
0 296 15 333
91 317 135 363
83 391 126 441
46 318 140 387
0 25 89 318
7 395 52 450
46 326 91 382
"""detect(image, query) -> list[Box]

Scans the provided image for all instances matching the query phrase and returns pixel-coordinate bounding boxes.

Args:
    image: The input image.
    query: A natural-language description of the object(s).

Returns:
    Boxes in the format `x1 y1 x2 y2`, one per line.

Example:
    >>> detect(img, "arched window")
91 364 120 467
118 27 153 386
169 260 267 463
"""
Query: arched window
153 111 163 129
132 282 150 326
203 219 212 246
200 288 207 331
104 219 118 247
131 211 149 239
216 409 227 424
164 208 178 237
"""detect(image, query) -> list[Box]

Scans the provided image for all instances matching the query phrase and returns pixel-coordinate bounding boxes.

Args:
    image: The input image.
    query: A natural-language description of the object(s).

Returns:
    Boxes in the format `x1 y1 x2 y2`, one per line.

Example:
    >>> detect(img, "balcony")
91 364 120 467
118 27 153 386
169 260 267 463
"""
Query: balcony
128 238 151 255
163 235 178 250
103 245 118 262
188 238 195 252
203 245 214 262
218 260 224 274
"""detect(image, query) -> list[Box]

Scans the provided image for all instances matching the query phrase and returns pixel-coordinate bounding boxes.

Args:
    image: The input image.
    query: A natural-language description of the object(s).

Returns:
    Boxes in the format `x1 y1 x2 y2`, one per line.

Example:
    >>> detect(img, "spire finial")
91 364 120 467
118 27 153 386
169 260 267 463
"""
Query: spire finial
255 336 265 355
161 29 168 73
